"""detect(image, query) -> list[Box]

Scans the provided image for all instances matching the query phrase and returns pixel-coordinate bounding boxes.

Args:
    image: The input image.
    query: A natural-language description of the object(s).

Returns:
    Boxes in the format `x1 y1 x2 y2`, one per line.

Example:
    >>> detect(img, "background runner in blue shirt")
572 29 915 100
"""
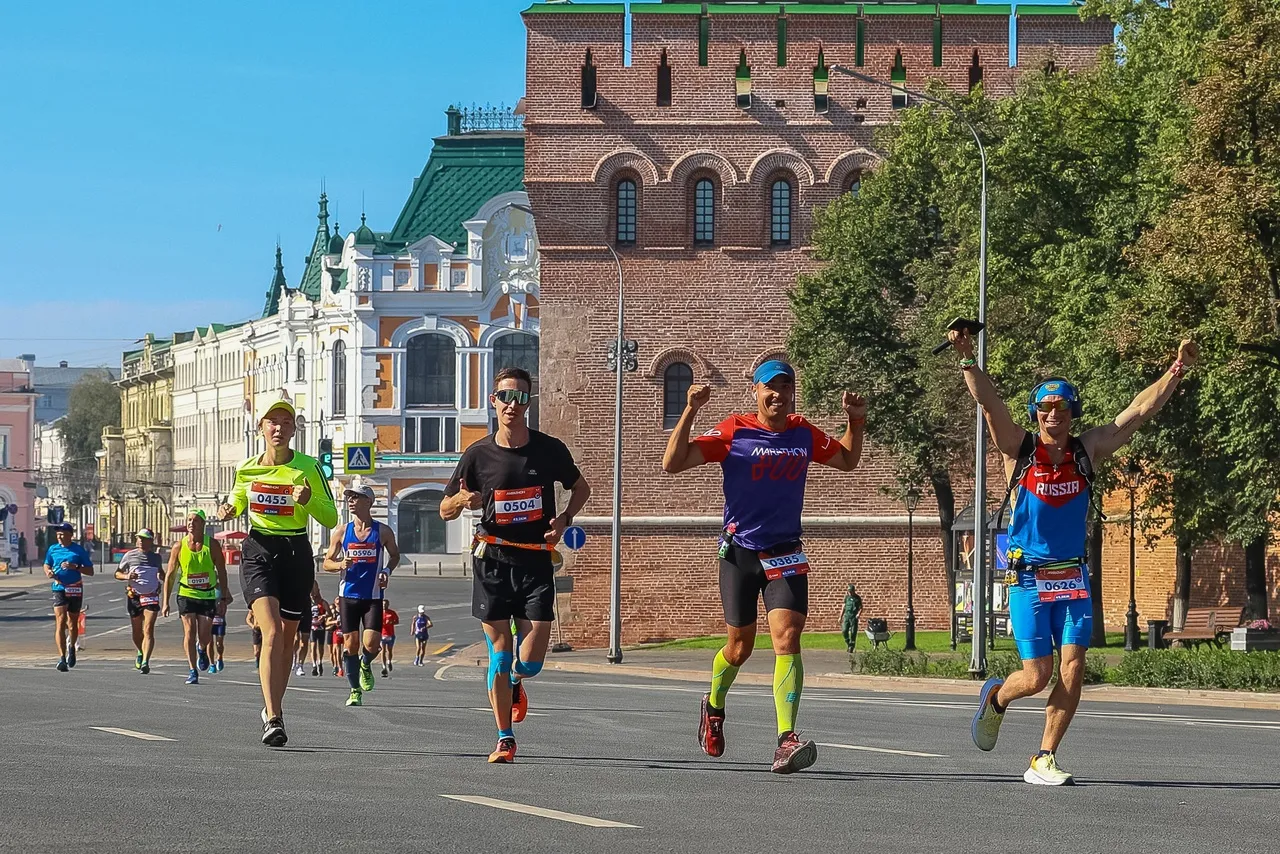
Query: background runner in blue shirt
43 522 94 672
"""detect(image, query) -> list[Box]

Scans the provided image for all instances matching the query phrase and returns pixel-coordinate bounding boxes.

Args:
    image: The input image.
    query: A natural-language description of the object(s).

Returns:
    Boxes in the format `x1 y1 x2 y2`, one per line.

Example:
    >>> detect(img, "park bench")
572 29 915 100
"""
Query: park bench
1163 607 1244 649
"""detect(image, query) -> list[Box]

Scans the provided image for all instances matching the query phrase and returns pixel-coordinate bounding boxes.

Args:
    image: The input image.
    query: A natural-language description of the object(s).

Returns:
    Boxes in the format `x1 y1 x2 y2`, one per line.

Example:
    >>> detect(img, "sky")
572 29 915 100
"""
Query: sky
2 0 1048 369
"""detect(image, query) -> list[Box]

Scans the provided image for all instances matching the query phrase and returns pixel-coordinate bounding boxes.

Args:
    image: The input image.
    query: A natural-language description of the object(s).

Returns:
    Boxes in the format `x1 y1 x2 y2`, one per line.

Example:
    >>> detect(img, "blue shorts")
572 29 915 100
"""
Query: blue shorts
211 621 226 637
1007 566 1093 660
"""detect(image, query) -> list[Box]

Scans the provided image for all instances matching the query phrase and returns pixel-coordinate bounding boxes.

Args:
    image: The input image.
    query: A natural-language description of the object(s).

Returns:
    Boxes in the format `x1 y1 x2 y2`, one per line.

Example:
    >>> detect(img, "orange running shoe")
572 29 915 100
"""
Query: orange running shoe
488 737 517 763
511 680 529 723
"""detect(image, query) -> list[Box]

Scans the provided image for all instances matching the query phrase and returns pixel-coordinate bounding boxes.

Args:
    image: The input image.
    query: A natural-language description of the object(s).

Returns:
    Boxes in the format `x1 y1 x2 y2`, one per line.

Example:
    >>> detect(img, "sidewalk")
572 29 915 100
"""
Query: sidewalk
512 644 1280 712
0 570 50 600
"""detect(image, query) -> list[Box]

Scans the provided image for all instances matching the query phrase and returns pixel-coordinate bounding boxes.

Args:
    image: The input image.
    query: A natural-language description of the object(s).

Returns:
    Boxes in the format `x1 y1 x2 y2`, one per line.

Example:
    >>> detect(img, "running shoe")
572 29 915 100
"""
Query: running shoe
56 658 68 672
140 662 150 675
511 680 529 724
197 647 209 672
972 677 1005 752
381 666 388 678
1025 751 1074 786
216 659 225 672
337 668 344 677
295 665 305 677
360 662 375 693
66 642 77 669
185 669 199 685
771 731 818 775
346 689 363 707
388 661 393 672
135 652 143 670
332 666 339 677
698 694 726 758
487 737 517 763
261 715 287 748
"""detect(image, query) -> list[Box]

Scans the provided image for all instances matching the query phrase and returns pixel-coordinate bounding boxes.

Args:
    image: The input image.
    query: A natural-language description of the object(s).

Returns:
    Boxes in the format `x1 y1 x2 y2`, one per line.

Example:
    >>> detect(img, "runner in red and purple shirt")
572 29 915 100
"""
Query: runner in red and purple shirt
663 359 866 774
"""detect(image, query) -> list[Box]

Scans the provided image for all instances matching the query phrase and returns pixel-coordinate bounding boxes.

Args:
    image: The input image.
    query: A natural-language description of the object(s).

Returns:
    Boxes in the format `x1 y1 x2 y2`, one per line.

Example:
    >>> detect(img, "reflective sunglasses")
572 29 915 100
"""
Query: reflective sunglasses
1035 399 1072 414
493 388 530 406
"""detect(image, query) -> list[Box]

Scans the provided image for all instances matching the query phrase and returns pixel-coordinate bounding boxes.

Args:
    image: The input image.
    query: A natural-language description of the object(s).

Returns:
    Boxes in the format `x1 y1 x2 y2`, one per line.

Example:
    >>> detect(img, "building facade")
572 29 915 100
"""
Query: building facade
0 358 37 565
522 1 1115 645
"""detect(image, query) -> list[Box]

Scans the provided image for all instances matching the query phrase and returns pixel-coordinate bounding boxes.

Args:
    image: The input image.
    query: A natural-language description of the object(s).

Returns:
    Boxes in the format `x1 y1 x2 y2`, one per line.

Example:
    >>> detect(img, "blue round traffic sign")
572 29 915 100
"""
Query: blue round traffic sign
562 525 587 551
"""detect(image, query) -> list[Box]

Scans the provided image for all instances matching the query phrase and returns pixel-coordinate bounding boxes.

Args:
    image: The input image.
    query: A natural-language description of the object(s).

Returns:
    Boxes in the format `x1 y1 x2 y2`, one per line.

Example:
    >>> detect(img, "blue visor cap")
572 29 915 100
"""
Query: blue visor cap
753 360 796 385
1033 379 1079 406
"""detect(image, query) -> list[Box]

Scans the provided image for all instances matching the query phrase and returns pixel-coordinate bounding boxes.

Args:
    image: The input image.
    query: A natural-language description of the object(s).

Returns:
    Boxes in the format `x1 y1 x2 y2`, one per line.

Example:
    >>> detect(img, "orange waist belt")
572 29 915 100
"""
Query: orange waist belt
473 533 554 552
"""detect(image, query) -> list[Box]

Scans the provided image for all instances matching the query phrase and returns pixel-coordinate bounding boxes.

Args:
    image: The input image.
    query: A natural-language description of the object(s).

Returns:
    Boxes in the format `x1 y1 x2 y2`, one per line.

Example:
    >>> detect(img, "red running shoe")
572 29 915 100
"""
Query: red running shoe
488 737 517 763
511 680 529 724
771 731 817 774
699 694 726 757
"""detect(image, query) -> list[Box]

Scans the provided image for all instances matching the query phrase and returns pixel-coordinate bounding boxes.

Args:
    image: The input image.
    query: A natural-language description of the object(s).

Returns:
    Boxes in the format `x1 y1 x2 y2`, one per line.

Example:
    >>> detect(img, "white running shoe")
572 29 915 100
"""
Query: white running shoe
971 677 1005 752
1024 752 1074 786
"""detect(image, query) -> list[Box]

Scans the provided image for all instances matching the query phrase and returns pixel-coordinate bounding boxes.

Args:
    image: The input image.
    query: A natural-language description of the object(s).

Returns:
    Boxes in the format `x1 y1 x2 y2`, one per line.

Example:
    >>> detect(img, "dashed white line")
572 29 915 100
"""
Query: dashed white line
817 742 946 758
440 795 639 828
90 726 175 742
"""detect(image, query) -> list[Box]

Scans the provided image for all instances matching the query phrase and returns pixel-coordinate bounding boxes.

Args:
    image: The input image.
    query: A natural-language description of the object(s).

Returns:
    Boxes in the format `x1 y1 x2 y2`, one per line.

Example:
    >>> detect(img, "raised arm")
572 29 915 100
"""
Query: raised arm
1083 340 1198 463
821 392 867 472
662 384 711 474
949 328 1029 458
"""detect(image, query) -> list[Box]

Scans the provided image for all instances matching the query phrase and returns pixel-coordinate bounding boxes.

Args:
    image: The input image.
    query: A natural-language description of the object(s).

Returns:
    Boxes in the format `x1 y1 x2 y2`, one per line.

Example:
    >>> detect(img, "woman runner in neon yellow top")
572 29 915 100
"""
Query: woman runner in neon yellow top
217 398 336 747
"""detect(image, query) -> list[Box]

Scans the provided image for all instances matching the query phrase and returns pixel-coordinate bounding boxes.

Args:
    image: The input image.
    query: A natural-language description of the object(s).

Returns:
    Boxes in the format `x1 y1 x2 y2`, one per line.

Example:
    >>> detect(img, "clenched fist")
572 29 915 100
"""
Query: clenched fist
842 391 867 421
686 384 711 413
1178 339 1199 367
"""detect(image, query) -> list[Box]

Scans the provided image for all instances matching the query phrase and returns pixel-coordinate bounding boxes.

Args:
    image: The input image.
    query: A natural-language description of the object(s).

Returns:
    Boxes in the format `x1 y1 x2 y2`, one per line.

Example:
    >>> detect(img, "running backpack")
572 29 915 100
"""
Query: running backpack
997 432 1104 525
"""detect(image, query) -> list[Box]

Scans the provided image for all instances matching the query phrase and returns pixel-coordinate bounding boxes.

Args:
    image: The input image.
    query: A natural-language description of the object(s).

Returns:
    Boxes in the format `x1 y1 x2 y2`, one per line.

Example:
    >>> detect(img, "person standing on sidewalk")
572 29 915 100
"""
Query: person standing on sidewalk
441 366 592 764
44 522 93 672
114 528 164 673
955 327 1199 785
217 398 336 747
662 361 866 774
163 510 230 685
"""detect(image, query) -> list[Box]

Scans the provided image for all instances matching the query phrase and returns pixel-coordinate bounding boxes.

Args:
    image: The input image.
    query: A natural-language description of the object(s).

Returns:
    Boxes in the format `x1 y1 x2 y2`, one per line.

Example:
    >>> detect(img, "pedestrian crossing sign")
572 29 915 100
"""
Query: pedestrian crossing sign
344 443 376 474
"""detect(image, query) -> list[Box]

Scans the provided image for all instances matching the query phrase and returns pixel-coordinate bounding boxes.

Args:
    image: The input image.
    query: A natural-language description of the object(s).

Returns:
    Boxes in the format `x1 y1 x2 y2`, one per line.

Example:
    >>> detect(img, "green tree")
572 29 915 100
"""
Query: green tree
55 373 120 514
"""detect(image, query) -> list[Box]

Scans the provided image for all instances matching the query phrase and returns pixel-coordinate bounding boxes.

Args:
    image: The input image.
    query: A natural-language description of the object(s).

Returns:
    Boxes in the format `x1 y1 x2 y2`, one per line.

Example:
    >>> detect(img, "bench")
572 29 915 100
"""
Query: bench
1163 607 1244 649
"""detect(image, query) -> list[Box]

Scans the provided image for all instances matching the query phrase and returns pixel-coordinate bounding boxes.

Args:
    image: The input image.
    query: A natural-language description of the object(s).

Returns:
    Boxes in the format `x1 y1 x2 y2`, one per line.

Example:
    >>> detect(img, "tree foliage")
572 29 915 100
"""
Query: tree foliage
55 373 120 511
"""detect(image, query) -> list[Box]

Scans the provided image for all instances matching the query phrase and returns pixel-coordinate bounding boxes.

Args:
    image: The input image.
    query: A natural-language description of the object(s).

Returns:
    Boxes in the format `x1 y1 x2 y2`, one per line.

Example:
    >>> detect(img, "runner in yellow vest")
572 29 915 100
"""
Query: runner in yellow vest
163 509 231 685
217 398 336 747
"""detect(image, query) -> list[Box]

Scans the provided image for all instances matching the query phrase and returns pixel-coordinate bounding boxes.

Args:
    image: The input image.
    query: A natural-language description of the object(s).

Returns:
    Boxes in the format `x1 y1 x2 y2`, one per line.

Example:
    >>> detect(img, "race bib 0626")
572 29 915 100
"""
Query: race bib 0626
760 549 811 581
249 481 295 516
494 487 543 526
1034 565 1089 603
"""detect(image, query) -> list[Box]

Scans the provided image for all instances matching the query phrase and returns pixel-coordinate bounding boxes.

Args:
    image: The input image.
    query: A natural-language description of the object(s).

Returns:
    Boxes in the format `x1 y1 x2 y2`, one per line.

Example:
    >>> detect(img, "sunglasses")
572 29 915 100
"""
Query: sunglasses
493 389 530 406
1035 399 1073 414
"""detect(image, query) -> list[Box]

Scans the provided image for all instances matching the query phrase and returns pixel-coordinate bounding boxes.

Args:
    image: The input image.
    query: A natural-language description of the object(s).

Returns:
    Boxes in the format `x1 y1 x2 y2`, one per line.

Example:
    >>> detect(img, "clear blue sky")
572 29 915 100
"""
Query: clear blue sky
1 0 530 367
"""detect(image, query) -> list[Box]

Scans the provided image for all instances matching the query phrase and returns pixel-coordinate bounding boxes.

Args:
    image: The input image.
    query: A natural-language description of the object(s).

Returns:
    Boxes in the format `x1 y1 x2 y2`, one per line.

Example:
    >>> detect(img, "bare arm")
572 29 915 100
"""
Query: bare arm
558 477 592 525
662 384 711 474
162 545 180 610
380 524 401 572
210 541 231 603
1083 340 1198 463
821 392 867 472
321 528 347 573
949 329 1028 457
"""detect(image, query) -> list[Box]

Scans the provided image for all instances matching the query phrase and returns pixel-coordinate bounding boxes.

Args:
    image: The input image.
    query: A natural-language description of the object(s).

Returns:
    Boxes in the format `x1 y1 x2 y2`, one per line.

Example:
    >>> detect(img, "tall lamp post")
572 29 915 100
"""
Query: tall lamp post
1123 458 1142 652
830 66 990 674
512 203 629 664
903 485 921 651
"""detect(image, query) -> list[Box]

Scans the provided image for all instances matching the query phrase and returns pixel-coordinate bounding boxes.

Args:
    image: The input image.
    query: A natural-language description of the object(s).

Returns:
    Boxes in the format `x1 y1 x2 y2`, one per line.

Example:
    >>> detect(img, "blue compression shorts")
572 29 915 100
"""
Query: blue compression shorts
1007 565 1093 660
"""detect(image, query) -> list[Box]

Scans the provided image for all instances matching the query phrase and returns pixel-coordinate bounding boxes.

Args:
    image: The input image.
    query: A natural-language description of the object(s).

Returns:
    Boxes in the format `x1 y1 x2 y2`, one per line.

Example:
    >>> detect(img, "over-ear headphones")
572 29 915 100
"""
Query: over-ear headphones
1027 376 1083 422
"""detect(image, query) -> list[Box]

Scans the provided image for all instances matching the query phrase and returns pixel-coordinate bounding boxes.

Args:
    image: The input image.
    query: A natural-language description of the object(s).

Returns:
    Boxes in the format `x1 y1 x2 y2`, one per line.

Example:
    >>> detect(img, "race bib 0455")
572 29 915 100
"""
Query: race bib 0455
249 481 295 516
759 549 811 581
494 487 543 526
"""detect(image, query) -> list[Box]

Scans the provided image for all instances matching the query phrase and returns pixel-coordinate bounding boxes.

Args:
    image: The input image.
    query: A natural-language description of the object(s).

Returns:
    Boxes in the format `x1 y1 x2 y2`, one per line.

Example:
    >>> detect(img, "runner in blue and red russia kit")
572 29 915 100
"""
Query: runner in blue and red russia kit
44 522 94 672
954 327 1200 785
662 360 866 774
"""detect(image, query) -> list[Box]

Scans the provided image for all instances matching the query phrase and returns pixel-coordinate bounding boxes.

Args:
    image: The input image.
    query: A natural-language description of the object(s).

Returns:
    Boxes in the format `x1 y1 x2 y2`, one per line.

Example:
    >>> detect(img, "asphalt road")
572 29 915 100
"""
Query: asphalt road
0 568 475 662
0 645 1277 853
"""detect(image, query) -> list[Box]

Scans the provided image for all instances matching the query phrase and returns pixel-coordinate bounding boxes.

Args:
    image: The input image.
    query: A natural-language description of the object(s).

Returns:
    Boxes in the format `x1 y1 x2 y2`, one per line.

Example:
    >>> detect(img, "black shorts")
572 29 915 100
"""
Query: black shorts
340 598 384 634
52 590 83 613
472 556 555 623
719 541 809 628
240 530 315 622
177 596 216 618
309 628 328 644
126 597 160 619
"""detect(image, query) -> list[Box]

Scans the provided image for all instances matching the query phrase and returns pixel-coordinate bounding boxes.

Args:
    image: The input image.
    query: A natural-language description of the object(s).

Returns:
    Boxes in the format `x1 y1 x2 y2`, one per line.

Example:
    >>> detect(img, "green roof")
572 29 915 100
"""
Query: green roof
523 3 625 13
785 4 863 12
941 4 1010 14
707 3 786 13
294 194 332 306
387 132 525 249
263 242 293 316
630 2 702 12
862 4 939 14
1016 3 1083 15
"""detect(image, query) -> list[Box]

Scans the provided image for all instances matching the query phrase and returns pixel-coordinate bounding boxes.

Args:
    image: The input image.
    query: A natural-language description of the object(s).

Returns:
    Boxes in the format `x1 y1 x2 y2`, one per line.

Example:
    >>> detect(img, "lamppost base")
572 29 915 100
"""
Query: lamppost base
904 613 916 652
1124 607 1140 652
607 650 623 664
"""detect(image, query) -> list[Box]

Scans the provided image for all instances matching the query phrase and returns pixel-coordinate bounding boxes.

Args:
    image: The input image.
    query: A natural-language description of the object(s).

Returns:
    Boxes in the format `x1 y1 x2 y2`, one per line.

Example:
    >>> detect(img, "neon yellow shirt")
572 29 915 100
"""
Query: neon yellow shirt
230 451 338 534
177 535 218 600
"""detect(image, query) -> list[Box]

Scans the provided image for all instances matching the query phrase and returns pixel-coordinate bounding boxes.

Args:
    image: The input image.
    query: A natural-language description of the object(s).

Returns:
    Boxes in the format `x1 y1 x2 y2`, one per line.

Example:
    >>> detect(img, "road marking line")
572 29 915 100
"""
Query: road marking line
469 707 549 717
440 795 639 828
432 643 454 655
108 597 122 603
817 742 946 758
434 664 462 681
95 624 136 637
90 727 175 742
288 685 326 693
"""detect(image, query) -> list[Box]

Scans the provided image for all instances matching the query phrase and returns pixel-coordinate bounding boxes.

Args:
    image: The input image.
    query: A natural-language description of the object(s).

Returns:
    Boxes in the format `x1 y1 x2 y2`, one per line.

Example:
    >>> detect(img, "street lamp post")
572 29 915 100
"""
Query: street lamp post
1124 458 1142 652
512 203 629 664
903 485 921 651
830 66 989 674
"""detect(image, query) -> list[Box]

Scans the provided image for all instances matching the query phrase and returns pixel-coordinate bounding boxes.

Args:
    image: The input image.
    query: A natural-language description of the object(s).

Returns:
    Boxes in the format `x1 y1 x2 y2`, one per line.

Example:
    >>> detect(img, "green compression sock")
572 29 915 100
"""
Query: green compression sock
773 653 804 735
708 648 740 711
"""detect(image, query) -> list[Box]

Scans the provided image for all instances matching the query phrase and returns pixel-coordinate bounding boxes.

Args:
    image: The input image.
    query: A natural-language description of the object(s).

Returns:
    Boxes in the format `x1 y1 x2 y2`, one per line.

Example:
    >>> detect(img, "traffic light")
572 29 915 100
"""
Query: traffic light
318 438 334 479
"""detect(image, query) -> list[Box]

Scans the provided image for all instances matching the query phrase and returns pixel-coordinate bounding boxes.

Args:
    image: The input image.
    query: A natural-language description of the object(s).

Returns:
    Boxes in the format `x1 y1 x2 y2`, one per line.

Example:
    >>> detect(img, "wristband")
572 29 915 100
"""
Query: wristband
1169 360 1186 378
959 357 977 371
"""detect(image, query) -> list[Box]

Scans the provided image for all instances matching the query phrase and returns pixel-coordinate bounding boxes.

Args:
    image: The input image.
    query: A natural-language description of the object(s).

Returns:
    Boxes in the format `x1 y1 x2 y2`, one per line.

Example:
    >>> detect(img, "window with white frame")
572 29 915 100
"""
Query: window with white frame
402 415 458 454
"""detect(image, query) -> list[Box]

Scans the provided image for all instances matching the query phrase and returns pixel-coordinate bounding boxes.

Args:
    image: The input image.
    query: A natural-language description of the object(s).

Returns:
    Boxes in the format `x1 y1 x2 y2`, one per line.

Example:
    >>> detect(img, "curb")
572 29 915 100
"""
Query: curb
0 590 33 601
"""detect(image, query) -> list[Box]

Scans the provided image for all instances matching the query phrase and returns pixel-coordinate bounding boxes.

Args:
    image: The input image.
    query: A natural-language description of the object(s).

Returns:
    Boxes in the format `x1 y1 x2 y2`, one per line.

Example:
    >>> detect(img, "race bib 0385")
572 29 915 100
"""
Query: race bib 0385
494 487 543 526
759 549 811 582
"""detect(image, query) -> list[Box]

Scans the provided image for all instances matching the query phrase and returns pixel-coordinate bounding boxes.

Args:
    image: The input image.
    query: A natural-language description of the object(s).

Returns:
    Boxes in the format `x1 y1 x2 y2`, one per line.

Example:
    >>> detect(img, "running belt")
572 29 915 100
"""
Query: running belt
473 533 554 552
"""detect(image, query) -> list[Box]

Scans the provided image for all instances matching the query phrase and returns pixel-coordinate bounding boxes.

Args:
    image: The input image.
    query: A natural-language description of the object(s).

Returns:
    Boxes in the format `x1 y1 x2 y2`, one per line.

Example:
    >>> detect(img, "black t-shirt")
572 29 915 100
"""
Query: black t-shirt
445 431 582 567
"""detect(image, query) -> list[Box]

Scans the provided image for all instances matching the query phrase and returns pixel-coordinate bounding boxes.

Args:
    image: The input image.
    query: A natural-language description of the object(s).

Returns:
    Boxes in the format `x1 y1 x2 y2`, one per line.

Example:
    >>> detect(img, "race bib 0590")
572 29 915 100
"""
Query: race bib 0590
760 549 811 582
494 487 543 526
249 481 295 516
1034 565 1089 602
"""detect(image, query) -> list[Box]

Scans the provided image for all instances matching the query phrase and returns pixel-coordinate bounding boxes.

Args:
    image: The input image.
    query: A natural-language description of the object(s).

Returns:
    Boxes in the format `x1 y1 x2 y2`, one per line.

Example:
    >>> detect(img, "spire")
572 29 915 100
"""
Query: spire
263 242 290 317
317 191 331 242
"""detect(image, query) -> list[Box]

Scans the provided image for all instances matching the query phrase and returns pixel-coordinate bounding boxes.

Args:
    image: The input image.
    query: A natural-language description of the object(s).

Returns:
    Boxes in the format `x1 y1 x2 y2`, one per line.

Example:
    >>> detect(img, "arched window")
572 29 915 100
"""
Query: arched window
694 178 715 246
399 490 447 553
406 334 456 407
295 415 307 453
493 332 540 430
616 179 637 246
844 169 862 198
332 341 347 416
771 179 793 246
663 362 694 429
296 348 306 382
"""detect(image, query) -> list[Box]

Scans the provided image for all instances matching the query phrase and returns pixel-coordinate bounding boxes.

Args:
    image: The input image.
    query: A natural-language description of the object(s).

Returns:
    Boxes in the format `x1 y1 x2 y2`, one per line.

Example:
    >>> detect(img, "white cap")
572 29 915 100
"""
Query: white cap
417 604 426 614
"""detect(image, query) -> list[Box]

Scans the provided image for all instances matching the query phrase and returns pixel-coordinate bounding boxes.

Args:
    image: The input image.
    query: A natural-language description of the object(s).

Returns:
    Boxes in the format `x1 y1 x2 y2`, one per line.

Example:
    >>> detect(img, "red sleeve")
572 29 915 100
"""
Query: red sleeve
801 418 843 466
689 416 738 464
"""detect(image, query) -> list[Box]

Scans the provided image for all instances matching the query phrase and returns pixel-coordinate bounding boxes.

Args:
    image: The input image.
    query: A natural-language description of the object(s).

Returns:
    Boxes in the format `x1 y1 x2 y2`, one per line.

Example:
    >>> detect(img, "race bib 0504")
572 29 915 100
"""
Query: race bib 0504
249 481 295 516
1034 565 1089 603
494 487 543 526
760 549 811 581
